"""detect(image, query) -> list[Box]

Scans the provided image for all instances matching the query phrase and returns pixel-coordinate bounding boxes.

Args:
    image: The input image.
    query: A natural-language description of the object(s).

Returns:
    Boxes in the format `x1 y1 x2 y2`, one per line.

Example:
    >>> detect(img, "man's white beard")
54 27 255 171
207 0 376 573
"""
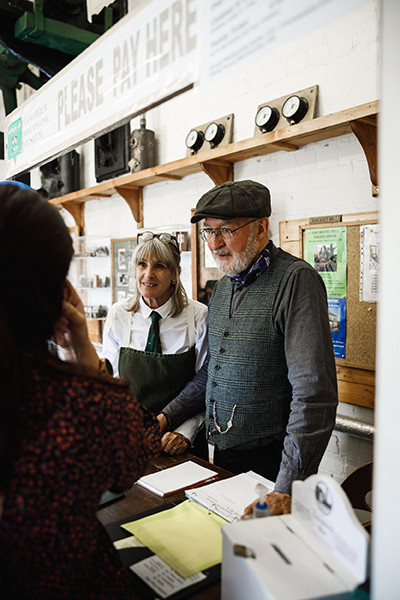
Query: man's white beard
213 228 259 276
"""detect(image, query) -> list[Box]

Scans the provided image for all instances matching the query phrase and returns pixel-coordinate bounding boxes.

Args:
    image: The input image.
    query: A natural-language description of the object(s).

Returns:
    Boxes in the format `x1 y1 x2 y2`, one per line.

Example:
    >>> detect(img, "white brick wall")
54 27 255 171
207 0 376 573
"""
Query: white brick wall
6 0 380 484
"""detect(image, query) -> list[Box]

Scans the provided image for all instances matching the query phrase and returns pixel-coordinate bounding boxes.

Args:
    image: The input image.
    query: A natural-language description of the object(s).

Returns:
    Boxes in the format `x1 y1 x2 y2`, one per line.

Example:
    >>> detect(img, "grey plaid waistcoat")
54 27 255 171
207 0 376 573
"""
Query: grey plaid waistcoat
206 251 295 450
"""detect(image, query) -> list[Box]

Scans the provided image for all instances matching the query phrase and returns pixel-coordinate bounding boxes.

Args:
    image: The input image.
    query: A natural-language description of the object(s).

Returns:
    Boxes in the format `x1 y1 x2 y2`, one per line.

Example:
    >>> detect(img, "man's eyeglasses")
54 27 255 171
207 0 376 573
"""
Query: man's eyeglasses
199 219 257 243
137 231 180 251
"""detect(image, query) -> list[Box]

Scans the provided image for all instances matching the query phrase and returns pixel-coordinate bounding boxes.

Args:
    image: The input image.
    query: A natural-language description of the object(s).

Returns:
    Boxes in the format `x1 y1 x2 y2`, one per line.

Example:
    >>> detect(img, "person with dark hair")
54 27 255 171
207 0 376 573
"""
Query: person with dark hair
102 232 208 458
160 180 338 515
0 183 161 599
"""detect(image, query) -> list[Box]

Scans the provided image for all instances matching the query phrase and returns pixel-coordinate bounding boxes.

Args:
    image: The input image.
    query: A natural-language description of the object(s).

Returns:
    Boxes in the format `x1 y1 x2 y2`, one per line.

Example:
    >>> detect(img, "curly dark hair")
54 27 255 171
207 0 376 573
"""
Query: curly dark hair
0 183 73 489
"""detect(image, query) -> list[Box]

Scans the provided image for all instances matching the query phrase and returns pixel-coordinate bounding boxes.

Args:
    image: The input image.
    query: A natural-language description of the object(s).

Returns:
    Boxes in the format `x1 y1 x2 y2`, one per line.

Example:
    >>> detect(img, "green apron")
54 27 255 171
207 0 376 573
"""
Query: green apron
118 301 196 414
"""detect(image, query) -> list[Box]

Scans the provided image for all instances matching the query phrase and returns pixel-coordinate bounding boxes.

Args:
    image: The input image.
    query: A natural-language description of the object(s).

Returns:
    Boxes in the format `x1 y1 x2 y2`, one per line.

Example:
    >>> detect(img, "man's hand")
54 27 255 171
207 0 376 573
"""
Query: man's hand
242 491 292 518
161 432 189 455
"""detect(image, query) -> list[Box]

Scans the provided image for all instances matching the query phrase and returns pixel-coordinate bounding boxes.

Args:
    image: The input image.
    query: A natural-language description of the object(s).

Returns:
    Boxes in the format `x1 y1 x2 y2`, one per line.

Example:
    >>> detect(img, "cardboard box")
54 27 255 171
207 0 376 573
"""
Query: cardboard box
221 474 369 600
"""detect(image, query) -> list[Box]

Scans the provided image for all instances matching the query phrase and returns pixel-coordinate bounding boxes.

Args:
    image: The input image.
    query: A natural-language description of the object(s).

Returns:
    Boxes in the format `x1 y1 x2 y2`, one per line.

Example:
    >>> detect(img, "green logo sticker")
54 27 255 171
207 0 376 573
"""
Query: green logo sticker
8 117 22 161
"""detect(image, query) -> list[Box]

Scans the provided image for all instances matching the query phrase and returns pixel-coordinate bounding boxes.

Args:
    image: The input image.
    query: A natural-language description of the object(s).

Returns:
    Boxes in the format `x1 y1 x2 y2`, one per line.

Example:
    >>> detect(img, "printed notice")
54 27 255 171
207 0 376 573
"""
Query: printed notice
304 227 347 359
200 0 366 87
130 555 206 599
328 298 346 359
360 224 380 302
304 227 347 299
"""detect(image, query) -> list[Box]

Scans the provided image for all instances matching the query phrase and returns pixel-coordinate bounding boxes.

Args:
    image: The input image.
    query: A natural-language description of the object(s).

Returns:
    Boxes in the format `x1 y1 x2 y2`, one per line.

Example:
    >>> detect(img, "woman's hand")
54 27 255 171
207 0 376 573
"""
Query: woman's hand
53 281 99 369
157 413 170 435
242 491 292 518
161 432 189 455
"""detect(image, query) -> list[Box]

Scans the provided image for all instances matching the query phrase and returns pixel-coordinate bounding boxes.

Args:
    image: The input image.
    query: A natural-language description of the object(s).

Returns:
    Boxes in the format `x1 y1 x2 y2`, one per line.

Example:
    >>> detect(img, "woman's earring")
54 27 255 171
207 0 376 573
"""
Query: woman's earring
171 280 176 285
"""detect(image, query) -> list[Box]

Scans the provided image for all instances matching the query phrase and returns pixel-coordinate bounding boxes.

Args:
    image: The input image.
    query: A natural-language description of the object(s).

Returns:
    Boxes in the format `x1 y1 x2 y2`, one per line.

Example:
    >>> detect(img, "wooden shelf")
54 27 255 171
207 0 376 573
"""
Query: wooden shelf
49 100 378 234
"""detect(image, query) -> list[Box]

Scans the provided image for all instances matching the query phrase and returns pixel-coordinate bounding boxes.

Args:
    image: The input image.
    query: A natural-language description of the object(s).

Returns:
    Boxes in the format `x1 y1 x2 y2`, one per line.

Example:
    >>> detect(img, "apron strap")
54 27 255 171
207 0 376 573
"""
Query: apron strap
122 308 132 347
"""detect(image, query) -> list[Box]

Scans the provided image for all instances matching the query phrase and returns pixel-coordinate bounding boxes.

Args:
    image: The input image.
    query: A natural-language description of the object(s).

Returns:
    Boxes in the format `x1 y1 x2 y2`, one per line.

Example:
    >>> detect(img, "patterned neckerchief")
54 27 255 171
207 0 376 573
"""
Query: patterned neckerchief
228 240 273 288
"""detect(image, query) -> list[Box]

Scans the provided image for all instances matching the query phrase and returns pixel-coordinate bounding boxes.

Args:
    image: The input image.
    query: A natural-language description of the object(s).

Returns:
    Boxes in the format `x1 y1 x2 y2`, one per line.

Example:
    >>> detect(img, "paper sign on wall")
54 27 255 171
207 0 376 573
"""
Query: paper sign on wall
360 224 380 302
304 227 347 359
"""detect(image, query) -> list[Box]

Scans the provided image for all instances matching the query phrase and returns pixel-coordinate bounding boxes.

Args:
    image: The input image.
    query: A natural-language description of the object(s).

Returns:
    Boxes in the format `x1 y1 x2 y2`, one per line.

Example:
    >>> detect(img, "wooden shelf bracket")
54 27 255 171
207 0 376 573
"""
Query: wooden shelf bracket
115 185 143 228
63 201 85 236
350 116 378 196
200 161 234 186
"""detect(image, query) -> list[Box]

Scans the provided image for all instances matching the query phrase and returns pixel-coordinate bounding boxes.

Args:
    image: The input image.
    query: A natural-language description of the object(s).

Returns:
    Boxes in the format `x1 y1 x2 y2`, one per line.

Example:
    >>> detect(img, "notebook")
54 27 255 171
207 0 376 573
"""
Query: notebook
136 460 218 497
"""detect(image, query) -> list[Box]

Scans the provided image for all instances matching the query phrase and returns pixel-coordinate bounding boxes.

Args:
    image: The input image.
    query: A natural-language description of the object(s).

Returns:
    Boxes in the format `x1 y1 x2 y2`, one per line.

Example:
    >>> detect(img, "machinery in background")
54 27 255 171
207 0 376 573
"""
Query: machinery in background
129 114 156 173
39 149 80 199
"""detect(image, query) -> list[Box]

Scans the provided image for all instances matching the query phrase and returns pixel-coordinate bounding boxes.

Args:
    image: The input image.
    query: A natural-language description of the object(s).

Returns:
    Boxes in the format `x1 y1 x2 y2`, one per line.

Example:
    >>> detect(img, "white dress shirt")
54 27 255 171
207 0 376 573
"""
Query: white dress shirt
102 296 208 444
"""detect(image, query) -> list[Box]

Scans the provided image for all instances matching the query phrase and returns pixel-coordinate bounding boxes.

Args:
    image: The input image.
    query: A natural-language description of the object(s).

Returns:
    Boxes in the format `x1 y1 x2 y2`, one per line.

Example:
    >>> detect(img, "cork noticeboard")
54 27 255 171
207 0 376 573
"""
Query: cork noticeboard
280 211 379 409
302 221 377 370
343 224 376 368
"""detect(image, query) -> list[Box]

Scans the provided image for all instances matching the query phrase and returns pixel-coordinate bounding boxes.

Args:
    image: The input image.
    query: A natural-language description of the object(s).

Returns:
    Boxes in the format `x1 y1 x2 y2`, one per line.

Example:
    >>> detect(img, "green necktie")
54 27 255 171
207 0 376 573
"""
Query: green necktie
145 311 162 354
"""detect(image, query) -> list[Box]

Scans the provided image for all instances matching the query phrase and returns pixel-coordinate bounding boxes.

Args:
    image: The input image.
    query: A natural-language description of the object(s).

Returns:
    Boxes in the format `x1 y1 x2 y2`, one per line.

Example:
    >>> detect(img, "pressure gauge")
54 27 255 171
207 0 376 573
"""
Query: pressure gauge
185 129 204 153
204 122 225 148
281 95 309 125
255 105 280 133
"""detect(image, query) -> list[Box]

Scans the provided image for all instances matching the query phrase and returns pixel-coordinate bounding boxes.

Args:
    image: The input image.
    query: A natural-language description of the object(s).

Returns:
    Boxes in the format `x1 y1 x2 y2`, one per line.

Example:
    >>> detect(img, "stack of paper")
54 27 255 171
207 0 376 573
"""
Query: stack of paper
185 471 274 522
123 500 225 578
136 460 218 497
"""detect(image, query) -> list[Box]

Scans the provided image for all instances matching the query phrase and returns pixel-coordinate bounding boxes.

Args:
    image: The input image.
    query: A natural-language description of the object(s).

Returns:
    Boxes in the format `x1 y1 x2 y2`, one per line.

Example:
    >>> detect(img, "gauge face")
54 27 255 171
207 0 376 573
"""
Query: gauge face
255 105 280 132
282 95 301 118
205 122 225 147
255 106 273 127
282 95 309 124
185 129 204 152
185 130 199 148
205 122 219 142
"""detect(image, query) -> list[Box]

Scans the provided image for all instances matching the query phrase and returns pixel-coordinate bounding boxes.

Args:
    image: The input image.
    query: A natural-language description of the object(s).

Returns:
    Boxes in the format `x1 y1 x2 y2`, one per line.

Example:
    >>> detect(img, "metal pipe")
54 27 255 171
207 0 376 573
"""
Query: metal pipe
334 414 375 441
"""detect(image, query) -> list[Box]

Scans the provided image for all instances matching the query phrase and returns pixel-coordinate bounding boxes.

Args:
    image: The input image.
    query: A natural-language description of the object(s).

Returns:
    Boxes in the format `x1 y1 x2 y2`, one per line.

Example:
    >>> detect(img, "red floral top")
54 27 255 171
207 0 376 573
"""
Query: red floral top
0 352 161 599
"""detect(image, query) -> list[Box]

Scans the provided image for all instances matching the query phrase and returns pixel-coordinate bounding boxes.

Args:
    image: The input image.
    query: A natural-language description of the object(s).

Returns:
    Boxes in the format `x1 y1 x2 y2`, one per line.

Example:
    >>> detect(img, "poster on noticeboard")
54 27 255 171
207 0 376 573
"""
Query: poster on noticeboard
304 227 347 359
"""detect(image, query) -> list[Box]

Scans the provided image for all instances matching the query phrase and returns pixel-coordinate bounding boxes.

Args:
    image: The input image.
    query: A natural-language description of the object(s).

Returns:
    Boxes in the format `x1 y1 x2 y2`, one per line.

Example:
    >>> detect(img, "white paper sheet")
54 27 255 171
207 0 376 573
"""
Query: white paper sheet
360 224 380 302
130 555 206 599
186 471 274 522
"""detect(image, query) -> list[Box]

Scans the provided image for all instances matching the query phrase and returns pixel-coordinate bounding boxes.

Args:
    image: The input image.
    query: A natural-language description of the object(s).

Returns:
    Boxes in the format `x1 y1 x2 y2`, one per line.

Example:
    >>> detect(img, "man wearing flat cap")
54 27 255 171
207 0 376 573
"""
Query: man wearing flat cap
160 180 337 513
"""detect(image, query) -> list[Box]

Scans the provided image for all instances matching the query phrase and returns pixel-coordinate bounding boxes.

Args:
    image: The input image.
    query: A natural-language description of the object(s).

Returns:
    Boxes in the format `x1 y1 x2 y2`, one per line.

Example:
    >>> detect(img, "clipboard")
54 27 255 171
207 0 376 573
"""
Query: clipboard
105 499 221 600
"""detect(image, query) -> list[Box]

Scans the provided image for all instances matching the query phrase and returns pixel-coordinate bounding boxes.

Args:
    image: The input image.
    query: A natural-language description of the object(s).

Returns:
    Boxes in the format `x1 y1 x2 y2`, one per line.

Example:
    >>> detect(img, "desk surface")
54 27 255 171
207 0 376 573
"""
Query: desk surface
97 452 233 600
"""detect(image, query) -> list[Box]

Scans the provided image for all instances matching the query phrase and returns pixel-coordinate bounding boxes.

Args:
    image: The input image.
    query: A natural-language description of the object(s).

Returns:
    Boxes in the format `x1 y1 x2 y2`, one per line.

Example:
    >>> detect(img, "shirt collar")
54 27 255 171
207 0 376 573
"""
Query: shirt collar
139 295 173 320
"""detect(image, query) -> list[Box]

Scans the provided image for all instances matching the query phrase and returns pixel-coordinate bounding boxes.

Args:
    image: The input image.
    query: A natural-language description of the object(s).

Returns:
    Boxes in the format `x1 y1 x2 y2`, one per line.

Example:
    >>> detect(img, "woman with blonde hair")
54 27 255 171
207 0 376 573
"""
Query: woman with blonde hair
102 232 208 458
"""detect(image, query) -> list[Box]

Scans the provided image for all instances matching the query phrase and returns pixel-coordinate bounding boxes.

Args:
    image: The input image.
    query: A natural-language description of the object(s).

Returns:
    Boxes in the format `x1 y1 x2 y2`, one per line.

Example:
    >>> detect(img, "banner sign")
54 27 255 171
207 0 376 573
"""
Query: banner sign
4 0 366 177
5 0 198 178
199 0 367 88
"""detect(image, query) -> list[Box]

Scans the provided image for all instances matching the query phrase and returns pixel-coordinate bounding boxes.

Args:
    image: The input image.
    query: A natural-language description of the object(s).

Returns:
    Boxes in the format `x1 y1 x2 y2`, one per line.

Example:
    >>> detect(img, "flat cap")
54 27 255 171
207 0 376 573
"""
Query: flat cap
191 180 271 223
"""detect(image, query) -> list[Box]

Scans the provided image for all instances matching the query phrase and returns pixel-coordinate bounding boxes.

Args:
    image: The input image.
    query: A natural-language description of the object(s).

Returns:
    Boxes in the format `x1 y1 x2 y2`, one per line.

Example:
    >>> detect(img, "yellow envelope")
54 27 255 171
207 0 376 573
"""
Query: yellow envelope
122 499 227 578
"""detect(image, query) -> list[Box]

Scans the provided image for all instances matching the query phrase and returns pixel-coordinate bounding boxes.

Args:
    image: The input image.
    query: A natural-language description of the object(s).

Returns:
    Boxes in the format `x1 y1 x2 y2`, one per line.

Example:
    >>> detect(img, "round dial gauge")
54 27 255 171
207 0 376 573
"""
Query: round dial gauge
282 95 309 124
185 129 204 152
204 122 225 147
255 105 280 132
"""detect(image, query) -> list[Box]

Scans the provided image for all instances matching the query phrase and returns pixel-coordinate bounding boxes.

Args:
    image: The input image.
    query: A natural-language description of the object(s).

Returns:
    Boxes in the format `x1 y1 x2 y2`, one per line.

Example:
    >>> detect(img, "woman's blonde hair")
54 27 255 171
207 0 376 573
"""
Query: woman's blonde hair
126 236 188 317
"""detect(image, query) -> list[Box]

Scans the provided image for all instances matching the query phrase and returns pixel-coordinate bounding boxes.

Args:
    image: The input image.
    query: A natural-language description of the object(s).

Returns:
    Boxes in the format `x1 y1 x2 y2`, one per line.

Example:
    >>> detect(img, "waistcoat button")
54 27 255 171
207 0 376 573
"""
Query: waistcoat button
215 365 221 370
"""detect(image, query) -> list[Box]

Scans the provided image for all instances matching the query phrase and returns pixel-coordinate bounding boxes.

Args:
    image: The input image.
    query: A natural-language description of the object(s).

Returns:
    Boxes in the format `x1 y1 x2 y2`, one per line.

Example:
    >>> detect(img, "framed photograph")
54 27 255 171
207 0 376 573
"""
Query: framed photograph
111 238 138 303
118 272 129 286
118 248 127 270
